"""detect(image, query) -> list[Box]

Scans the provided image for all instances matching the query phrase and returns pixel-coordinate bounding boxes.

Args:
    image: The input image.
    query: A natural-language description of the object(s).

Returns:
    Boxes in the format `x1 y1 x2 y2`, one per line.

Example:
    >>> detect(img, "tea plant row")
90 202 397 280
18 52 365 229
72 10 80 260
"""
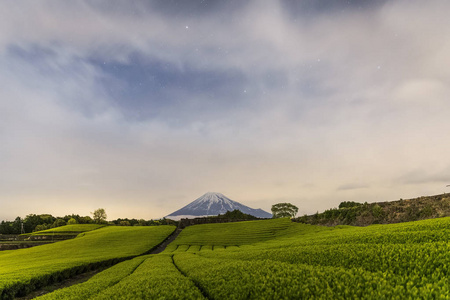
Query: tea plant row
27 218 450 299
172 218 449 298
0 225 175 299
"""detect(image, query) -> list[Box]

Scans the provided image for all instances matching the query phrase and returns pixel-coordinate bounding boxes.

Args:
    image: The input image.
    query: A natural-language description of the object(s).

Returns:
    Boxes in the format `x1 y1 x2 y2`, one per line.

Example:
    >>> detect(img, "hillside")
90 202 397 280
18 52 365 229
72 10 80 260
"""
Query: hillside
294 193 450 226
35 217 450 299
0 225 175 299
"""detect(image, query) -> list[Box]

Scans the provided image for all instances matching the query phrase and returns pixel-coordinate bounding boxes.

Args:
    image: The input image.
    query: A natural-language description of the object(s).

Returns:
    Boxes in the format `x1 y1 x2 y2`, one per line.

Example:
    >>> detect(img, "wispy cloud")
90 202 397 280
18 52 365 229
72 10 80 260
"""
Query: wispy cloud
1 0 450 220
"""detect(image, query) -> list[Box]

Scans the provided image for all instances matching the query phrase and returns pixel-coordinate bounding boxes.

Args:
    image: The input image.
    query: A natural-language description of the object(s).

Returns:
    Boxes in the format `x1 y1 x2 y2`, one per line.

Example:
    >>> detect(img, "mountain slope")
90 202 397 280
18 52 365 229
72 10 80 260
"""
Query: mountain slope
166 192 272 220
294 193 450 226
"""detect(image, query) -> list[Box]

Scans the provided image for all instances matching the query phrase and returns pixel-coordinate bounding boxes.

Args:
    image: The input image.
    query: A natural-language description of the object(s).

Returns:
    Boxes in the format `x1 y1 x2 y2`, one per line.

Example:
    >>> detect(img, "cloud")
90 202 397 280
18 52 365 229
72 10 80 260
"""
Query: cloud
397 168 450 186
337 184 369 191
1 0 450 221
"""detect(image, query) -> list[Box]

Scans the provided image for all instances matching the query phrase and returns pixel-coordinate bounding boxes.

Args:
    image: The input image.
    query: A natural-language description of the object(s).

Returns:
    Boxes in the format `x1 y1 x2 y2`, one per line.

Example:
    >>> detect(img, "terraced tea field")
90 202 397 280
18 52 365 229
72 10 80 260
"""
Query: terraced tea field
5 218 450 299
165 217 293 251
1 225 107 251
23 224 105 236
172 218 450 299
0 225 175 299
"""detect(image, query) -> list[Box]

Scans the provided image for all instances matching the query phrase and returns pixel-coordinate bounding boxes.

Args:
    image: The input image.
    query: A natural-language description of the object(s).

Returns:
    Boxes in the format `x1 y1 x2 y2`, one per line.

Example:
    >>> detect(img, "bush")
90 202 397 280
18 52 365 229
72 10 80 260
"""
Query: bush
67 218 78 225
338 201 362 209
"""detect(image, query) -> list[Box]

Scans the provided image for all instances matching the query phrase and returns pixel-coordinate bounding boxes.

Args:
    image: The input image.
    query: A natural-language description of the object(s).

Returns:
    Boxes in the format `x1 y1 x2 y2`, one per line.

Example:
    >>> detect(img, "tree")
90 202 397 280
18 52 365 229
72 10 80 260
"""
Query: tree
12 217 22 234
34 224 49 232
52 218 66 228
0 220 13 234
67 218 78 225
39 214 55 224
24 214 43 233
78 216 93 224
217 210 258 220
271 203 298 218
92 208 107 224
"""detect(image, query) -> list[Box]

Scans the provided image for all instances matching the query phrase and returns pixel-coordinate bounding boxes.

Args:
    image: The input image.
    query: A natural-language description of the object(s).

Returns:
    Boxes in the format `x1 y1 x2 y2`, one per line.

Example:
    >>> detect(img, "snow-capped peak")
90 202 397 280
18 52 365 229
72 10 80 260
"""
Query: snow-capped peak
166 192 272 219
196 192 225 203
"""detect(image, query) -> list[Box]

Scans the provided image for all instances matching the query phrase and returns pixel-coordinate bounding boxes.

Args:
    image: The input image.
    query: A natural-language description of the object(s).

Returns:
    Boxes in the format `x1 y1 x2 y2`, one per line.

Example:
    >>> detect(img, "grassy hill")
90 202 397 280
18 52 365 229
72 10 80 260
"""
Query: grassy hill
0 225 175 299
4 205 450 299
294 193 450 226
34 217 450 299
165 218 292 251
24 224 105 235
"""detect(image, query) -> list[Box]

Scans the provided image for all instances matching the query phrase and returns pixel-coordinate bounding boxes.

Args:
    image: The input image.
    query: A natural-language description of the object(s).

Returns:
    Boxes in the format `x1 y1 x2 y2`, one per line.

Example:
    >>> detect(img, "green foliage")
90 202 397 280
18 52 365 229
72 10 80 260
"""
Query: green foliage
92 255 204 300
33 224 50 232
24 214 50 233
77 216 94 224
52 218 66 228
296 193 450 226
170 217 450 299
271 202 298 218
0 225 175 299
28 224 104 235
1 213 175 234
67 218 78 225
36 256 148 300
0 217 23 234
38 254 205 300
109 217 177 226
91 209 107 224
372 204 384 219
0 214 98 234
216 209 258 220
165 218 292 251
8 217 450 299
338 201 362 209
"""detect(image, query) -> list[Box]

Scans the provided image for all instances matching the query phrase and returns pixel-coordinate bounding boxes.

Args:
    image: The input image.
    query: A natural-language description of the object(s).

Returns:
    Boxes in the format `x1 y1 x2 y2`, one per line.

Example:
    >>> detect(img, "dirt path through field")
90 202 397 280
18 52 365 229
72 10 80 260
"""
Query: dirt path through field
16 227 183 299
149 228 183 254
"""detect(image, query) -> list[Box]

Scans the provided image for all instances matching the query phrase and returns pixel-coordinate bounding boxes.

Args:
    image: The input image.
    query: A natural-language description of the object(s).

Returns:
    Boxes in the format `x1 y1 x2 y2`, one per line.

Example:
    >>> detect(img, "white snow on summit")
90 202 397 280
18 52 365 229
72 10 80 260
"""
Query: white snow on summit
165 192 272 219
191 192 233 211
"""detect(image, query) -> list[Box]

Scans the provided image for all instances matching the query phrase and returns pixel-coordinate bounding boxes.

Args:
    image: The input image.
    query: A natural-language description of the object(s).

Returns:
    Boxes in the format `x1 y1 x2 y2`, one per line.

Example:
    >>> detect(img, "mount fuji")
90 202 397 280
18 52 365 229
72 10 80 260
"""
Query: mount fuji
165 192 272 220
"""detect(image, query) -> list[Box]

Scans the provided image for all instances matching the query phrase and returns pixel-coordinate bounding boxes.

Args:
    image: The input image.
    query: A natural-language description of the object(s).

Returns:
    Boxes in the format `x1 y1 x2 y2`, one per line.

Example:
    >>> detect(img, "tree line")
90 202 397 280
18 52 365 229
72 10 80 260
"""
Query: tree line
1 201 304 235
0 214 91 234
293 195 450 226
0 210 176 234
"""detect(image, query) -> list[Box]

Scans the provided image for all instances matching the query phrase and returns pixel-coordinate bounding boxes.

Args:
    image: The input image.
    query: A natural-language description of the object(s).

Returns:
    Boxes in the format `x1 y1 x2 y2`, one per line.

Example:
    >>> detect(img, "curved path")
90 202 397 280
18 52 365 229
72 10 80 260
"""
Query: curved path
150 228 183 254
18 228 183 299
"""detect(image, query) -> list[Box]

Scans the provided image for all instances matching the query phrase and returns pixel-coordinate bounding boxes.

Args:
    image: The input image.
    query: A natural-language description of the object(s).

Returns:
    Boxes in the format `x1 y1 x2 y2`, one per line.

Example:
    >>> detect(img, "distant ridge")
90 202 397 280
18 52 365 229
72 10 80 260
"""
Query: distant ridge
166 192 272 220
294 193 450 226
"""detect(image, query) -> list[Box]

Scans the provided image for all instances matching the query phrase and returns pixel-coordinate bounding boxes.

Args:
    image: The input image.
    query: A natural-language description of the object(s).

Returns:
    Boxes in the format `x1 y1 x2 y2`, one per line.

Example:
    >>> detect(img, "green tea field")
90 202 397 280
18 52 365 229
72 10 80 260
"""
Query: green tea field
23 224 106 236
2 218 449 299
0 225 175 299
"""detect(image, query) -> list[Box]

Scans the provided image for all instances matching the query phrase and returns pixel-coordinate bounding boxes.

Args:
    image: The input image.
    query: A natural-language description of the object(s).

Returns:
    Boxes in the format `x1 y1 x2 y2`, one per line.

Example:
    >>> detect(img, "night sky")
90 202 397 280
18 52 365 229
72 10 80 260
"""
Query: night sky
1 0 450 221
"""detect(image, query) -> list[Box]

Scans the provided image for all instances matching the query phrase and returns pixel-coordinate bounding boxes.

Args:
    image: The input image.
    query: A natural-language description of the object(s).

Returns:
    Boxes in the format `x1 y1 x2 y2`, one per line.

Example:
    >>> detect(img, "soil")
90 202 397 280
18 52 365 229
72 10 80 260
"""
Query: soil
149 228 183 254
